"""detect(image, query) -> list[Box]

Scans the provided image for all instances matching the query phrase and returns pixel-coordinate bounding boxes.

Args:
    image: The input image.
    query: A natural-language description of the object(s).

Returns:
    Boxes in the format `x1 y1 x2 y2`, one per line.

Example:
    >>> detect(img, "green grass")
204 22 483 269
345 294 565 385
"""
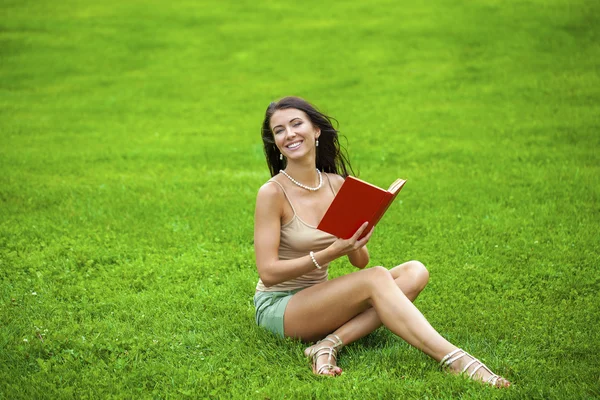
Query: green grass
1 0 599 398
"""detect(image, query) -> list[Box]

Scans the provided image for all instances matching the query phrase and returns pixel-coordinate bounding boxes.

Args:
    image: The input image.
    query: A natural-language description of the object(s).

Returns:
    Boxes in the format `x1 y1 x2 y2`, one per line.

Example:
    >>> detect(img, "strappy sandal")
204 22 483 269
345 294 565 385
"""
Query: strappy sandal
307 334 343 376
440 348 511 388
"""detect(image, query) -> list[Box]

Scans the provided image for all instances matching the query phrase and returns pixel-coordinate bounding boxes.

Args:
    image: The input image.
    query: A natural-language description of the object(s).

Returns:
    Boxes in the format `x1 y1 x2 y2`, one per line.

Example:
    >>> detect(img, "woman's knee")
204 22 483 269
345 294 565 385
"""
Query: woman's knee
408 260 429 289
366 265 395 287
397 260 429 289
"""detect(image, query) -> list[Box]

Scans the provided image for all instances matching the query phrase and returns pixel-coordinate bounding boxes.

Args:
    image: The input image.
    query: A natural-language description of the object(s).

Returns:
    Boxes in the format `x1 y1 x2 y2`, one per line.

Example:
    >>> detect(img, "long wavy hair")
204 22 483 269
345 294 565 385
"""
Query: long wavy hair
261 96 355 178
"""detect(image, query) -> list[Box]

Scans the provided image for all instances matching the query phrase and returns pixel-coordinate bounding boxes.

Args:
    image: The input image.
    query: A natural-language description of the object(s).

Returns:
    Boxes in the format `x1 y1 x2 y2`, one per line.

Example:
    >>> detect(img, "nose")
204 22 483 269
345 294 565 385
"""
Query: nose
285 126 297 139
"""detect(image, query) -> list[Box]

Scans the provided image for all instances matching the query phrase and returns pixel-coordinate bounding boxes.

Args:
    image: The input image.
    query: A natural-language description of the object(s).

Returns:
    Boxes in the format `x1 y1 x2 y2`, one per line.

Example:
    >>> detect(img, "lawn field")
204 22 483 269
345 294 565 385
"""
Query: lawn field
1 0 599 398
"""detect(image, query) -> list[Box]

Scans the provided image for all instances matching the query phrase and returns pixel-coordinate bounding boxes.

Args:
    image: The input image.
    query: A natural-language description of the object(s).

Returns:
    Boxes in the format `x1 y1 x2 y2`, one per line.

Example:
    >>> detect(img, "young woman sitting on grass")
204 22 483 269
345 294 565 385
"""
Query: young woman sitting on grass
253 96 510 387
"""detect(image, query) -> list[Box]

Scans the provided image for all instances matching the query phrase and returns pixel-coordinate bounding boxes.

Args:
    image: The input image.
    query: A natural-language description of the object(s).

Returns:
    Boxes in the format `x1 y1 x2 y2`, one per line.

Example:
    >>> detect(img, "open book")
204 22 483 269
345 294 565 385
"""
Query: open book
317 176 407 240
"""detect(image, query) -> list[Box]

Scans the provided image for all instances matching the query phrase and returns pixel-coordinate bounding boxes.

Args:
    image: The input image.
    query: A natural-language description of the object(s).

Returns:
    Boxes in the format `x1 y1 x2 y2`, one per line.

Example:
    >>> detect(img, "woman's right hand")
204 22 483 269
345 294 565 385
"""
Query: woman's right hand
329 222 374 257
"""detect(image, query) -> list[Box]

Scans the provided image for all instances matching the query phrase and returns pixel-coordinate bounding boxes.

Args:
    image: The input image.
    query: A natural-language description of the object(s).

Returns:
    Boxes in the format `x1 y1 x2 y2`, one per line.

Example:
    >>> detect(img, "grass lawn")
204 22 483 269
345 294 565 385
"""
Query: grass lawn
1 0 599 398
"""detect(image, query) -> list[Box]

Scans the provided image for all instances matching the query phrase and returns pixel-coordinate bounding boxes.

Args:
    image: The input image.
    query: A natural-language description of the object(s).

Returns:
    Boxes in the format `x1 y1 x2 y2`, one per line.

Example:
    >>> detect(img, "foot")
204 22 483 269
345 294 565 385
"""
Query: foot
440 348 511 388
304 334 343 376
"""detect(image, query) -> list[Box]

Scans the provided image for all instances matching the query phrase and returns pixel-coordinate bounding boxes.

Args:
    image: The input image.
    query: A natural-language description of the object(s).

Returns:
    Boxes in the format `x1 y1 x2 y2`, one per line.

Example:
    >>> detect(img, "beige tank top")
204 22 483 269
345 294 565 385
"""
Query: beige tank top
255 174 338 292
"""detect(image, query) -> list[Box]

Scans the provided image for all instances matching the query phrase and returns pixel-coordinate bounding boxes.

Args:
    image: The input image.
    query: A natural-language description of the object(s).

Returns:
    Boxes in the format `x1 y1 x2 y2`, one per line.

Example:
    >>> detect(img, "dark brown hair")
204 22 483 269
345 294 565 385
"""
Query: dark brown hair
261 96 354 177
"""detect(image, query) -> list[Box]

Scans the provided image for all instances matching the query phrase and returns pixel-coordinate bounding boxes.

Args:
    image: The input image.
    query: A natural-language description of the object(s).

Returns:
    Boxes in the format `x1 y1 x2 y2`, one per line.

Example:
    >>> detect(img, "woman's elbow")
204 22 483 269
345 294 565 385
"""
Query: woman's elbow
348 254 369 269
350 257 369 269
260 277 276 288
348 249 369 269
257 266 277 287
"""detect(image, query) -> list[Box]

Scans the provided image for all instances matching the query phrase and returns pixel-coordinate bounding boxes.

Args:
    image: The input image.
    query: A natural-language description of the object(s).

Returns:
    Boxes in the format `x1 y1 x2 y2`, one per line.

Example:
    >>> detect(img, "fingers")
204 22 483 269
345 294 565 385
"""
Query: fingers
331 222 373 257
359 226 375 244
356 226 374 247
352 222 369 240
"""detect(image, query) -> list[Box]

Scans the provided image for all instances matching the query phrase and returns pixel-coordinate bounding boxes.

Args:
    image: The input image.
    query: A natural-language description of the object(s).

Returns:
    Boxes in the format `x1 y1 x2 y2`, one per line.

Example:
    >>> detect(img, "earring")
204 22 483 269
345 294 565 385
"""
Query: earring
316 139 319 147
279 153 283 160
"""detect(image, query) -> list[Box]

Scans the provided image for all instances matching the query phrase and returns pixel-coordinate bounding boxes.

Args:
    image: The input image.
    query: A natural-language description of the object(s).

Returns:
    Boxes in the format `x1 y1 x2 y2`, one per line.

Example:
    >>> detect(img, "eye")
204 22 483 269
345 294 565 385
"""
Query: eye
273 128 283 135
293 121 302 127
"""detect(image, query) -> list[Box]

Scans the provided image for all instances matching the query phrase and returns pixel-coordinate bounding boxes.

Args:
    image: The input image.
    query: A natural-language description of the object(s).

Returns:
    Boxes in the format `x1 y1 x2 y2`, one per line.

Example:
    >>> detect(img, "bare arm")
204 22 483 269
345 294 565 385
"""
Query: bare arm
254 182 373 287
254 182 324 287
347 246 370 269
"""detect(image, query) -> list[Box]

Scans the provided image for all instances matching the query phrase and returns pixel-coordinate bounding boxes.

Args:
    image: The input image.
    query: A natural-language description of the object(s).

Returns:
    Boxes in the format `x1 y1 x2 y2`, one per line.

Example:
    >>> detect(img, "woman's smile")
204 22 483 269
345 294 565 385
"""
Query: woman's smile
286 140 303 150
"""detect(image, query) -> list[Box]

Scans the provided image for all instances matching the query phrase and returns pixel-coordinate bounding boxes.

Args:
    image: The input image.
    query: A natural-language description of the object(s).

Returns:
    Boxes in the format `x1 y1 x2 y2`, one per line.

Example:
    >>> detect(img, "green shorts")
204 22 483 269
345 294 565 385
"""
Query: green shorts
254 289 303 338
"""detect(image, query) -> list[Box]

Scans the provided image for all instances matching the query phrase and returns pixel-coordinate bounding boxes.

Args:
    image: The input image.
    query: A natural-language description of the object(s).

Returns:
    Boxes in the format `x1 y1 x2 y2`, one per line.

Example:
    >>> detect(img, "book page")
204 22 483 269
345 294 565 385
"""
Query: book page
387 178 406 194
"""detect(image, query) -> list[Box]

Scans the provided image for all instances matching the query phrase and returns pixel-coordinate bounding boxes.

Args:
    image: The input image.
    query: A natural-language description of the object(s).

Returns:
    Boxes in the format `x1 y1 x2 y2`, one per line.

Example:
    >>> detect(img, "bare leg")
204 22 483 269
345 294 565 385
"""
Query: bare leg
285 264 510 386
286 265 451 357
332 260 430 346
303 261 428 375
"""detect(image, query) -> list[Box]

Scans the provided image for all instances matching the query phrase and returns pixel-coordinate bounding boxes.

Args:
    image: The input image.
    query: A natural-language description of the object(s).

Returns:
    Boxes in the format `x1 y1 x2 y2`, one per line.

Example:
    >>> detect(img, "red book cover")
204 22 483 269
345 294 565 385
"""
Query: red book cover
317 176 407 240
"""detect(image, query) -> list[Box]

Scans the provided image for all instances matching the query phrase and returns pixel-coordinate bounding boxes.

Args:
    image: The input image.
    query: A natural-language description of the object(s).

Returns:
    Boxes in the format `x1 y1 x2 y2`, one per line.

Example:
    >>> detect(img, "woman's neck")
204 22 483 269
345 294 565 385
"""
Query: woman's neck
283 161 319 188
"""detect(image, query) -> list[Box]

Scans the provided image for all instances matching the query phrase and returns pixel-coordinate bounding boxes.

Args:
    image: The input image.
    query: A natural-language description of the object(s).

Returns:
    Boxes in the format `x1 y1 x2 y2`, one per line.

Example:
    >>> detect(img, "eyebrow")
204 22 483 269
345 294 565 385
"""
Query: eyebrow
272 117 303 131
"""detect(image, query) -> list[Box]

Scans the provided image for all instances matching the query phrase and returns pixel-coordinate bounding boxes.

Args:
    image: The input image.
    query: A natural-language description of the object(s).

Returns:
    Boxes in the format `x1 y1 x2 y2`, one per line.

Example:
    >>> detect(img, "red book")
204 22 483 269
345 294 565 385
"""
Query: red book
317 176 407 240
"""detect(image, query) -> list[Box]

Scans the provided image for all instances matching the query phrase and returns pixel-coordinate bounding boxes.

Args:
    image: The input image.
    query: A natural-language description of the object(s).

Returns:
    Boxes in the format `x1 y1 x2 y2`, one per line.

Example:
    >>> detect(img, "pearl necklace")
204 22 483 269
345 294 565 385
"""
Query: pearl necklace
280 169 323 191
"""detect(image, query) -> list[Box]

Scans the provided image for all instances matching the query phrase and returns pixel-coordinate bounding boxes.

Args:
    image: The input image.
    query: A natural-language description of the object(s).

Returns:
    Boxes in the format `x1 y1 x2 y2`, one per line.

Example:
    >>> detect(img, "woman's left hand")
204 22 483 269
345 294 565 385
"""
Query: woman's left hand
329 222 374 257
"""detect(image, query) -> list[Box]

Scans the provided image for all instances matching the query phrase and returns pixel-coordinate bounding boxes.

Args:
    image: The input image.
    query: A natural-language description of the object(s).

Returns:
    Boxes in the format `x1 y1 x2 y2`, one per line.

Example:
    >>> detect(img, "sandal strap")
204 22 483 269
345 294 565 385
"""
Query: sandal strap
447 351 468 366
468 363 485 378
316 363 337 374
309 334 343 356
439 348 467 368
462 359 479 373
313 347 338 361
442 349 508 387
310 334 343 375
487 374 501 385
439 348 462 367
321 334 343 348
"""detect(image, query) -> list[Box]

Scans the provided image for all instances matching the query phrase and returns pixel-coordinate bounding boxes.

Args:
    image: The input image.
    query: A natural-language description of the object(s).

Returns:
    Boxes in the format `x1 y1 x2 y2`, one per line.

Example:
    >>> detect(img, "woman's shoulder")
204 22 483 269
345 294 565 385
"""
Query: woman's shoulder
323 172 345 190
256 176 286 202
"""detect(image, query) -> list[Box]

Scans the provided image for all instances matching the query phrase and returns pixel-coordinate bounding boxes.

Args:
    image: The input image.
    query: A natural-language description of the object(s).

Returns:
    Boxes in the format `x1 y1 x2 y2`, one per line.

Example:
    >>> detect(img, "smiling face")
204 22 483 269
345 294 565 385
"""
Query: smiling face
269 108 320 162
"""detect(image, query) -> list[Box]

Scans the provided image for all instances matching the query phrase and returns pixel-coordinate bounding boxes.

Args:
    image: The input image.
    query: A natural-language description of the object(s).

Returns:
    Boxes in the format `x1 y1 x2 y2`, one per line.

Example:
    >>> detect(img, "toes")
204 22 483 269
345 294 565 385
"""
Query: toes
305 344 342 377
304 345 318 358
327 366 342 376
496 378 511 388
304 347 312 358
312 362 342 377
320 366 341 377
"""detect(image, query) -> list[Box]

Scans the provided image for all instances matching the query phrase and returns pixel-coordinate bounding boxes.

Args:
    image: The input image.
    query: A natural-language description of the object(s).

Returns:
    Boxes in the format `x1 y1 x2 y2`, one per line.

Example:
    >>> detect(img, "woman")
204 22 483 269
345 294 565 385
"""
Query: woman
253 96 510 387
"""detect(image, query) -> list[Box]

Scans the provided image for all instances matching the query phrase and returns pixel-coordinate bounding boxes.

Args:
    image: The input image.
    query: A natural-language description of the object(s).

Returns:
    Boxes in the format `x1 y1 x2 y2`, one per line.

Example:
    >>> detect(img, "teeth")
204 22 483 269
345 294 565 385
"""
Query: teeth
287 142 301 149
